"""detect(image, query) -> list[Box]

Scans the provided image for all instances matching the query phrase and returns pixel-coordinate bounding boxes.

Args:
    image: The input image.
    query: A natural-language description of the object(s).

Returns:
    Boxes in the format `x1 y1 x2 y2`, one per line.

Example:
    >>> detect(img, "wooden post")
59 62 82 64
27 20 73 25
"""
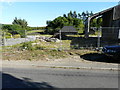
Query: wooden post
25 29 27 42
3 31 6 46
87 17 90 37
59 30 62 50
97 27 102 48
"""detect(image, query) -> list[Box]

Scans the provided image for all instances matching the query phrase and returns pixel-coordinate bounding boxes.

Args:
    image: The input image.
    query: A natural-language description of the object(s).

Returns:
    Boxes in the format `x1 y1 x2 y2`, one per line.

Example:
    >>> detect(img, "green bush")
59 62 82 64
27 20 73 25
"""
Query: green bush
70 44 79 49
13 34 21 38
5 36 11 39
35 45 46 50
6 32 12 36
21 42 35 51
20 42 47 51
2 24 26 38
5 32 12 38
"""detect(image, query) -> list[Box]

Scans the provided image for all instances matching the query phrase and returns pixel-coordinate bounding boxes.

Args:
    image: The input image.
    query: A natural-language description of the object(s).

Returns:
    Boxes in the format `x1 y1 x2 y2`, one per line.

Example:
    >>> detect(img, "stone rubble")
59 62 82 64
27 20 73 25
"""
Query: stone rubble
37 36 60 43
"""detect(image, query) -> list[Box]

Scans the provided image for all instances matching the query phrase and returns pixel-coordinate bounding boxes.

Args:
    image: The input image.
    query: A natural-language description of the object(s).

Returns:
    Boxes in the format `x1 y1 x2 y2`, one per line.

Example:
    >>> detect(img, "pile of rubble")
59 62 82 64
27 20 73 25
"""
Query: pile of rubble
36 36 60 42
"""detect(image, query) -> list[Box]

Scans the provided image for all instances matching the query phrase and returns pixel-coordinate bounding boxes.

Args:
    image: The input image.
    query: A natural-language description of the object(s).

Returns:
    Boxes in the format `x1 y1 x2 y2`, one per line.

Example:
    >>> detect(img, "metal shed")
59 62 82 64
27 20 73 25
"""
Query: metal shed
85 5 120 40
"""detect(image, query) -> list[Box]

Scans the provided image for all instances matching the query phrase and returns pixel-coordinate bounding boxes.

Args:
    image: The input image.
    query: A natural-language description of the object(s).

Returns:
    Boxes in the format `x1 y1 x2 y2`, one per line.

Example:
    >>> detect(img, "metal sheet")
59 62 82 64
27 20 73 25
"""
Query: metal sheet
113 5 120 20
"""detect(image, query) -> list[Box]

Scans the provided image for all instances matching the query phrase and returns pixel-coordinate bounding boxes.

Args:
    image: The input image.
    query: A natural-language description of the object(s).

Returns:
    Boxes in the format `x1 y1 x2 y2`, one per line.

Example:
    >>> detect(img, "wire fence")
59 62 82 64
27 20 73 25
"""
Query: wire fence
70 27 120 50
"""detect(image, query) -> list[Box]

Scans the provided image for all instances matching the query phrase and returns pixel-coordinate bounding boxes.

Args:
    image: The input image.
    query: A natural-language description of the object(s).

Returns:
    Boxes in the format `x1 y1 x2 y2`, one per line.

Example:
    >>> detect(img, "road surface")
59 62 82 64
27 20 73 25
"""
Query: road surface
2 67 119 88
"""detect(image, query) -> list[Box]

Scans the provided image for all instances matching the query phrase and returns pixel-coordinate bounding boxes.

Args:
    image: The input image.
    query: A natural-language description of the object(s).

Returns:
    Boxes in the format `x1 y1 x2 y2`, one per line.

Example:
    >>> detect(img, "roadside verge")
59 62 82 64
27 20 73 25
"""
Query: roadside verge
1 59 119 71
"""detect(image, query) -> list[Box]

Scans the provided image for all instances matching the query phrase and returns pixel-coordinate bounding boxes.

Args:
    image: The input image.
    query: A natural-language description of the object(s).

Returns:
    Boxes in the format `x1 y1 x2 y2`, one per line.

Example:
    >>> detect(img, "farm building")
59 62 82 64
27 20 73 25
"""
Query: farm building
60 26 78 35
85 5 120 41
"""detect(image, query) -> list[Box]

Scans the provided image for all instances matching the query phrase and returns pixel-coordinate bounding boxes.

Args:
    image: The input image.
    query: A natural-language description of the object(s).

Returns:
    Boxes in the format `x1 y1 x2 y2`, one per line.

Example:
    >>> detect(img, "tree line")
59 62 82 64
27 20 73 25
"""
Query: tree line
46 11 102 34
2 17 46 38
2 11 102 38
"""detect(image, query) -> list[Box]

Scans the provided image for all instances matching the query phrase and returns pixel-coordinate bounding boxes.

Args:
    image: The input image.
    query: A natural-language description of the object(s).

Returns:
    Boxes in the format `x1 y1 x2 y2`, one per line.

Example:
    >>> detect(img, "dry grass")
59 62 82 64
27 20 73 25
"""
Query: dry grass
2 38 98 61
27 30 44 34
35 40 71 49
2 46 97 61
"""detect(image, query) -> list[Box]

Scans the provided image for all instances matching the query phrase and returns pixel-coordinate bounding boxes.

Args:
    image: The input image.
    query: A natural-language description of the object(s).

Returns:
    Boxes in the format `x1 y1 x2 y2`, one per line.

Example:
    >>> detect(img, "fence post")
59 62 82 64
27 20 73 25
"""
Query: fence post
3 31 6 46
59 30 62 50
97 27 101 48
25 29 27 42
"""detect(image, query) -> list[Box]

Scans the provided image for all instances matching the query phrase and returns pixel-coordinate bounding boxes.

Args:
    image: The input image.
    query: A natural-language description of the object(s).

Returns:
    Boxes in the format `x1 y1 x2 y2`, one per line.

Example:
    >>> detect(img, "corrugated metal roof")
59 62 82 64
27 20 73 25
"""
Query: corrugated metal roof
90 5 120 20
61 26 78 33
90 7 113 19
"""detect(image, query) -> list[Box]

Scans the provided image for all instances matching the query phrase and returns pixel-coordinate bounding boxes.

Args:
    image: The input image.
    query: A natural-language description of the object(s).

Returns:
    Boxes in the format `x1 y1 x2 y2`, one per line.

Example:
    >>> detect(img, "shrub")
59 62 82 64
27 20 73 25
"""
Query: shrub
70 44 79 49
5 32 12 39
2 24 26 38
13 34 21 38
35 45 46 50
21 42 35 51
5 36 12 39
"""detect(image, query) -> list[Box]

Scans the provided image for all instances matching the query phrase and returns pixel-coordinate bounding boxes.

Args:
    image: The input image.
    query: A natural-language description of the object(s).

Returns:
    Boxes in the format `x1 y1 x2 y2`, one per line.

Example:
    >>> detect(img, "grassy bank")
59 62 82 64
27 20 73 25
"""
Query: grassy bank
2 46 97 61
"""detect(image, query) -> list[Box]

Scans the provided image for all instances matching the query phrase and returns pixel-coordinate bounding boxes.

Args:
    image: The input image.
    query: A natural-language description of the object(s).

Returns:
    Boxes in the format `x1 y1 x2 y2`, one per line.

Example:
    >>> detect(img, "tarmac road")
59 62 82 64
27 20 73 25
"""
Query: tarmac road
2 67 119 88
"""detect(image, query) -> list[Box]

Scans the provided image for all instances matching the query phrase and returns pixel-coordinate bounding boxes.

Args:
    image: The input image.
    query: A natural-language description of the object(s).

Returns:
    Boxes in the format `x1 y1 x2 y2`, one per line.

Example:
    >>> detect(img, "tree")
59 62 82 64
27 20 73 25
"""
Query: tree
78 13 81 19
67 11 73 18
90 11 94 16
86 11 89 17
46 11 94 34
97 17 103 27
46 16 70 34
12 17 28 28
2 24 25 37
46 20 51 26
81 12 86 19
67 16 74 25
73 18 80 27
63 14 67 18
69 11 73 18
90 17 102 28
73 11 77 18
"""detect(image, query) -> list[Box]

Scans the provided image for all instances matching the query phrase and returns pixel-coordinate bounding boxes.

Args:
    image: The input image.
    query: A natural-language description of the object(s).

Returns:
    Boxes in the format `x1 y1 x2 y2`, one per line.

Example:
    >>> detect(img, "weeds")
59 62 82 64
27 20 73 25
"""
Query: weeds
2 39 97 61
20 41 34 51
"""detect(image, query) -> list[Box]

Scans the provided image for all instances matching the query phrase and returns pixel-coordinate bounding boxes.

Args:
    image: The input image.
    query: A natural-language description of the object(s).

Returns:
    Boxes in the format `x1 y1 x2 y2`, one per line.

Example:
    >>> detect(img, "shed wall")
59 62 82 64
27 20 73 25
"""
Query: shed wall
102 10 113 27
113 5 120 20
102 28 119 40
102 9 120 40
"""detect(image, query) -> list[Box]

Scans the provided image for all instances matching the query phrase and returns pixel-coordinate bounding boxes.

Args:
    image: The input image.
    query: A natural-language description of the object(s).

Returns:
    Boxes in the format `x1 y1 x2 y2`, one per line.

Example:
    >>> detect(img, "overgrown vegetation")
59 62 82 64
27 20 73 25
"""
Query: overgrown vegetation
2 44 97 61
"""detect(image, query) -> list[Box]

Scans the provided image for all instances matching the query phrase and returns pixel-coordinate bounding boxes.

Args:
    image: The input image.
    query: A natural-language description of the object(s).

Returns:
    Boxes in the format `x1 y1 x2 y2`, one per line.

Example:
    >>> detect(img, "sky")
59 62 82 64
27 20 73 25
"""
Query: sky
1 2 118 27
